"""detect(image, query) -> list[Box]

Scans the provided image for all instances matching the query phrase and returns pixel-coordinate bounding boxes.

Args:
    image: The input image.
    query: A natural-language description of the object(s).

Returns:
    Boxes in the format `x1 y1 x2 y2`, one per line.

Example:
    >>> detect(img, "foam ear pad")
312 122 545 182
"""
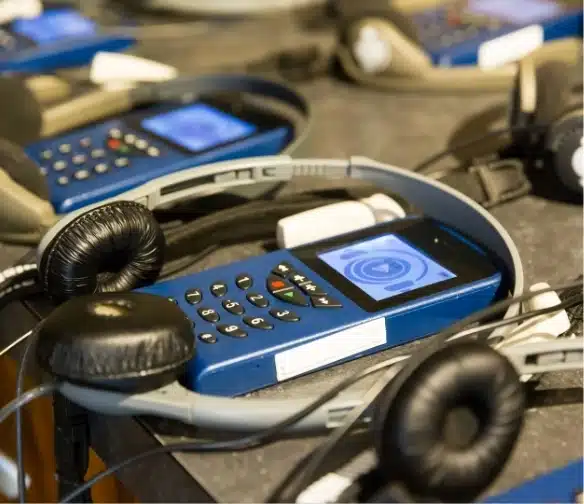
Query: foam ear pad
374 342 525 503
39 201 165 304
0 76 43 146
36 292 195 392
0 137 49 200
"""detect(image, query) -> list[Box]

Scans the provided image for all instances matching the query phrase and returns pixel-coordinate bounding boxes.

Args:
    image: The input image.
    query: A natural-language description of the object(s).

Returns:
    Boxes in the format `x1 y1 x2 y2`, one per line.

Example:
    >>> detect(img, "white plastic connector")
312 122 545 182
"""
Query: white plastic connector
0 451 30 500
276 193 406 249
352 24 392 74
0 0 42 25
89 52 178 90
495 282 571 380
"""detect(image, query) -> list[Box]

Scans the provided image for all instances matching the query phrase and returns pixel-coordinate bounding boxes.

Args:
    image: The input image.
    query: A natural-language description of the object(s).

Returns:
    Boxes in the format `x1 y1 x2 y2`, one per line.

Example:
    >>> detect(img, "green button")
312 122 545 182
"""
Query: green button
284 291 294 298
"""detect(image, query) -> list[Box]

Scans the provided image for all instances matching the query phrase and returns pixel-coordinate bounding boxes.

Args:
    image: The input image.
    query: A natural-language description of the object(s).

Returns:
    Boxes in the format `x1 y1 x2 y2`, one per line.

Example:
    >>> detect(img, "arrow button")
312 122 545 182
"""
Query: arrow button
272 288 309 306
310 295 342 308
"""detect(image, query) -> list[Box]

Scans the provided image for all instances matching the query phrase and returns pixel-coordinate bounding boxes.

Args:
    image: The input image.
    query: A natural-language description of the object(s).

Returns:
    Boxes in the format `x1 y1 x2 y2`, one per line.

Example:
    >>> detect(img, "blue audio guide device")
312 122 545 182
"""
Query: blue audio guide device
139 217 504 397
0 6 135 73
486 458 583 503
25 95 293 213
411 0 582 67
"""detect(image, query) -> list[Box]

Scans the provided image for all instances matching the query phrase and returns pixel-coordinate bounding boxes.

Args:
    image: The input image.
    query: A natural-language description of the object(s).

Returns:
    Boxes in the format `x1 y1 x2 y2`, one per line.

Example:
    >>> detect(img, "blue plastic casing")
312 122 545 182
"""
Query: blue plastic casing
0 9 134 73
138 247 501 397
25 114 291 214
411 2 582 66
485 458 583 503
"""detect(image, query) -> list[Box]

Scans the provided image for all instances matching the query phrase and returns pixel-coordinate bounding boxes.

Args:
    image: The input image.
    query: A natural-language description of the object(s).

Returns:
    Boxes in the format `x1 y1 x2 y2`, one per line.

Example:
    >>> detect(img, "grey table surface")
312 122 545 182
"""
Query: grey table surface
1 10 583 503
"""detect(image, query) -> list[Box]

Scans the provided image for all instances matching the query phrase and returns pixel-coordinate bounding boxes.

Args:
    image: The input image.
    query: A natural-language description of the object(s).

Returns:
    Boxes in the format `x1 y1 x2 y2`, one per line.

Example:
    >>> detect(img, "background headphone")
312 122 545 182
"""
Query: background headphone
510 45 583 196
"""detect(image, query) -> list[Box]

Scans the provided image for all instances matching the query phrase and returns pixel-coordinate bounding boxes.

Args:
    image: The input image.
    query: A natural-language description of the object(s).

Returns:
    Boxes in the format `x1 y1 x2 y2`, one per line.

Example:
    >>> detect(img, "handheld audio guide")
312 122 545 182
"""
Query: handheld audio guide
138 216 503 396
0 5 135 73
25 94 294 213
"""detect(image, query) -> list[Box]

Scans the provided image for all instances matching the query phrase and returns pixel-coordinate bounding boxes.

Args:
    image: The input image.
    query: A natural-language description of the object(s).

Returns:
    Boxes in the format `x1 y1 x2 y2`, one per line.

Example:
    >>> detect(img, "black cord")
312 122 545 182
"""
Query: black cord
412 125 546 174
59 281 582 503
16 333 36 503
269 293 583 502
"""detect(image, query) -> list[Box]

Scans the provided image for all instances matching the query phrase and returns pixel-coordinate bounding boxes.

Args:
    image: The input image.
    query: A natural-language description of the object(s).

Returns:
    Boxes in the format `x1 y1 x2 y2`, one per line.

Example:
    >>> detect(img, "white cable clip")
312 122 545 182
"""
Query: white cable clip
276 193 406 249
0 451 30 500
89 52 178 90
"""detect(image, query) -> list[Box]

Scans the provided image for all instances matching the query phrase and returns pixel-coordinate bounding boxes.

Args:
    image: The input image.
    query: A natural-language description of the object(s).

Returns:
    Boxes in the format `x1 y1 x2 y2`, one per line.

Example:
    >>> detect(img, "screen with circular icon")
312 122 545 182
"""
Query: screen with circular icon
318 233 456 301
141 103 257 153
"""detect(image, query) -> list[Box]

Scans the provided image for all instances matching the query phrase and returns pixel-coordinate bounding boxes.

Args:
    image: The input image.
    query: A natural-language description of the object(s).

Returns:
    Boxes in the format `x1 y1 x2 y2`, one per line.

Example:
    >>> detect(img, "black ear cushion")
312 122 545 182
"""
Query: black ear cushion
534 61 582 127
40 201 165 304
375 342 525 503
0 137 49 200
36 292 195 392
0 76 43 145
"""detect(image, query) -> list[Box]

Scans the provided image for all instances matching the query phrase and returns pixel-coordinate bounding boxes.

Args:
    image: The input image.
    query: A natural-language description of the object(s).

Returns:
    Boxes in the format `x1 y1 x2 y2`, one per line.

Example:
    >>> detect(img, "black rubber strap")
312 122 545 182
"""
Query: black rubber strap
438 159 532 209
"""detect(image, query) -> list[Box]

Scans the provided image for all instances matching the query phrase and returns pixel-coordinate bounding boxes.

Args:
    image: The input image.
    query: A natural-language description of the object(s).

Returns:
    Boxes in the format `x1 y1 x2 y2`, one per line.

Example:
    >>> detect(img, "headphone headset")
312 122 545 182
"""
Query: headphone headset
1 155 582 503
0 73 311 244
509 44 583 196
0 72 311 147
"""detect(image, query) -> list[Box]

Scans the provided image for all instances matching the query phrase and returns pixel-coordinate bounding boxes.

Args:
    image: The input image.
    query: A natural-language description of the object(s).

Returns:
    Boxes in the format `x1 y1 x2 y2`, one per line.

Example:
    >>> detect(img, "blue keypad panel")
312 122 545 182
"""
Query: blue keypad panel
35 126 164 187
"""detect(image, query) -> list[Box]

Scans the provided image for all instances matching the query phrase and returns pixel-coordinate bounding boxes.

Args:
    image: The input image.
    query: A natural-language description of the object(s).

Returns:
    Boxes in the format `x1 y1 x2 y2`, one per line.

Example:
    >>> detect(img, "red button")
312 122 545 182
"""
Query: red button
270 280 286 289
107 139 121 150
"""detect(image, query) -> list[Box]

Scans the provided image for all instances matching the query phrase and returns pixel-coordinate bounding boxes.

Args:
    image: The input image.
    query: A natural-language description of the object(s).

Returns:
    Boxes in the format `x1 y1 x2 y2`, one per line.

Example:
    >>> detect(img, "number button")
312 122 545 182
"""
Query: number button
272 262 294 278
56 176 68 186
197 307 219 323
80 137 92 148
185 288 202 305
115 157 129 167
210 282 227 297
246 292 269 308
222 299 245 315
235 274 253 290
58 144 71 154
53 160 67 171
40 150 52 160
198 333 217 344
269 309 300 322
74 169 90 181
94 163 109 174
72 154 86 165
217 324 247 338
243 316 273 330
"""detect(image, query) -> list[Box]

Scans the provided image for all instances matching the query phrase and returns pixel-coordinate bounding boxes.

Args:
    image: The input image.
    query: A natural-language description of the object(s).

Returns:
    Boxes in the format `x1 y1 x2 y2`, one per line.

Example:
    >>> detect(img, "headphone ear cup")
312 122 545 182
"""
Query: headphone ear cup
374 342 525 503
40 201 165 304
36 292 195 392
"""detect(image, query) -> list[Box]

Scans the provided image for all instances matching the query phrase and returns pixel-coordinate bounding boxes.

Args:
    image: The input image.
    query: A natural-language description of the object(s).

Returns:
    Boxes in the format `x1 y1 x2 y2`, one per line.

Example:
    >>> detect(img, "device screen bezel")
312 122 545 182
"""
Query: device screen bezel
290 217 501 313
126 95 293 156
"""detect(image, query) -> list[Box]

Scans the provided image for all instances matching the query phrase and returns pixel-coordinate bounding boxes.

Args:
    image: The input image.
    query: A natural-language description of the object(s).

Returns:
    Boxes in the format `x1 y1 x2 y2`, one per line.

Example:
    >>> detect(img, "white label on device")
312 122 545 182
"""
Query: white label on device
274 318 387 382
478 25 544 69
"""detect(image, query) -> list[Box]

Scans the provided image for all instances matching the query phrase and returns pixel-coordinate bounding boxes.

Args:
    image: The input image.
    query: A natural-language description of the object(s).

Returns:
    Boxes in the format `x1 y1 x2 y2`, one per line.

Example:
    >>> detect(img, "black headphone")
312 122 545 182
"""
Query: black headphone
35 290 527 502
510 53 583 196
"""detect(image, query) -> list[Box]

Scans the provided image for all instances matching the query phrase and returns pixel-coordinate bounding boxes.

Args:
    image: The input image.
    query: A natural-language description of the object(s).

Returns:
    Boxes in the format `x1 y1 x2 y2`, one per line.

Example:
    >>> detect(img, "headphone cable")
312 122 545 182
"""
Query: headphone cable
57 281 582 503
412 125 546 174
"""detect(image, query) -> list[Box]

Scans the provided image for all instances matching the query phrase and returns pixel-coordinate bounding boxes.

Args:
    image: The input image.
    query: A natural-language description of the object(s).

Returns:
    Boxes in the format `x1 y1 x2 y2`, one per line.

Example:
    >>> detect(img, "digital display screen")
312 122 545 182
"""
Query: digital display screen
12 9 97 44
318 234 456 301
465 0 564 24
141 103 257 153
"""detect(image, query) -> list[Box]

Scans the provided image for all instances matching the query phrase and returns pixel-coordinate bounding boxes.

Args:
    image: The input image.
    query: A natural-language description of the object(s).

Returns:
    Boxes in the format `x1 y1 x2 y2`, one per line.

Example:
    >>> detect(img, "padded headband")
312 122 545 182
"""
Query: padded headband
47 155 525 432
